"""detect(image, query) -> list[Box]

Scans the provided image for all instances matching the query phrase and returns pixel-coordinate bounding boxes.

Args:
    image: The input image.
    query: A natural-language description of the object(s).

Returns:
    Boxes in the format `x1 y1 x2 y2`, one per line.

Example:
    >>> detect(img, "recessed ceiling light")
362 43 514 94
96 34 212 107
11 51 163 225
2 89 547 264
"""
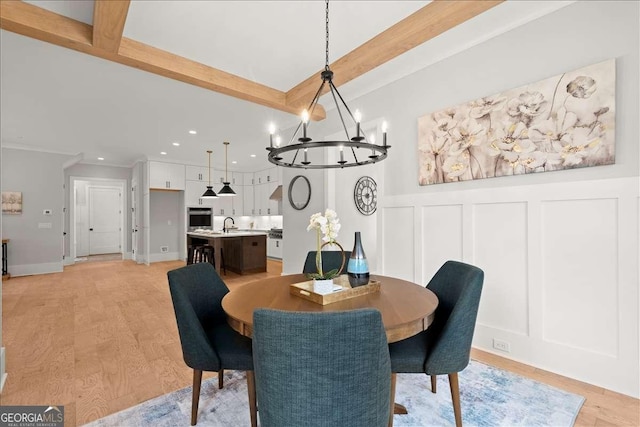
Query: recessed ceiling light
232 161 237 164
189 130 197 135
250 154 256 158
97 157 104 161
172 142 180 146
160 151 167 155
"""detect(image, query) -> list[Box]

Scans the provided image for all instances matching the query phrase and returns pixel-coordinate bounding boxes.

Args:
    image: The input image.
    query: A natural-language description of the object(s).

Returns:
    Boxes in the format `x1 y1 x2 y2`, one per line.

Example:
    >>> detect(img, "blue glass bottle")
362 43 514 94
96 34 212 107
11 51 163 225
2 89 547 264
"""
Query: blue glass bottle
347 232 369 287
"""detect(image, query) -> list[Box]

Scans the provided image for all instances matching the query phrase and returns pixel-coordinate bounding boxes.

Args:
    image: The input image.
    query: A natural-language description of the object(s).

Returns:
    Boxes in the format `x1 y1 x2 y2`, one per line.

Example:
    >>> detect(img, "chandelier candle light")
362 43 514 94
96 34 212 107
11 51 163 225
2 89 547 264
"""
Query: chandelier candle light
266 0 390 169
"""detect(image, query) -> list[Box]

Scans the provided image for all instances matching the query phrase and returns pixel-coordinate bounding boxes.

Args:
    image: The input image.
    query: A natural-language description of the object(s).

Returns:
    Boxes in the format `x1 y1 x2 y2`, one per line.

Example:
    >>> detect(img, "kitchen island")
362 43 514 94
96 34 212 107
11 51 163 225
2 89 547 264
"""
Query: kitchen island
187 230 267 275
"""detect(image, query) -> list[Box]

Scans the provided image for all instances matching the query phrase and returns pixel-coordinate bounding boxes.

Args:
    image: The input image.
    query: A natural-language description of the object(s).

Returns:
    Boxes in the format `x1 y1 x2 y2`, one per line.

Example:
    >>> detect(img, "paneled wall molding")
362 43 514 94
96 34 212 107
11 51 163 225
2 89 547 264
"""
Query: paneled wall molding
380 176 639 397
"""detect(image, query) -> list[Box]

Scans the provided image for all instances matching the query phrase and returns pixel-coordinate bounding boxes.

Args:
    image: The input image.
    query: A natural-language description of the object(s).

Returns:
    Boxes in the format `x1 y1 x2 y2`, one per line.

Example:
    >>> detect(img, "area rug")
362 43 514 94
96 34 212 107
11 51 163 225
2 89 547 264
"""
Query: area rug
83 360 584 426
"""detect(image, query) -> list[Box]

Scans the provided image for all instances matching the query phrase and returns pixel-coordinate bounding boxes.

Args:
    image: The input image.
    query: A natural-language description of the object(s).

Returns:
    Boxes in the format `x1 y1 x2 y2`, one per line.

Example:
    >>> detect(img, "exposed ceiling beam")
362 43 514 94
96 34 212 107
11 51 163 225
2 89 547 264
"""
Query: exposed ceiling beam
0 1 326 120
92 0 130 53
286 0 504 107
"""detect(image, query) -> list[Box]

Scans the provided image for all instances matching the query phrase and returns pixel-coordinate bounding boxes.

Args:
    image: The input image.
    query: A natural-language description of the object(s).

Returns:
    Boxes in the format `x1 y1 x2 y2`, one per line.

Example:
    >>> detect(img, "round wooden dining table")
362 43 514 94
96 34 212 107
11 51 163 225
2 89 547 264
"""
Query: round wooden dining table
222 273 438 343
222 273 438 426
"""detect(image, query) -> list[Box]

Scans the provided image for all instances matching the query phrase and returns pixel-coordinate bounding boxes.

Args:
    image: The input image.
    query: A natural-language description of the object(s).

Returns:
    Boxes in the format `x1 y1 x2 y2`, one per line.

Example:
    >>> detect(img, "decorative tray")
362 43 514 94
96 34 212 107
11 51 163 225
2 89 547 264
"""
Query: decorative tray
289 275 380 305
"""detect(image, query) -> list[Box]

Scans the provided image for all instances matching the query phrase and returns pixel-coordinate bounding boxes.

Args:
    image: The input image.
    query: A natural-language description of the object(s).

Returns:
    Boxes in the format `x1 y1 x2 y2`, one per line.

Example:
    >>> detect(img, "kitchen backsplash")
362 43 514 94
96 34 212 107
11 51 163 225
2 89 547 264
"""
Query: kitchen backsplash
212 215 283 231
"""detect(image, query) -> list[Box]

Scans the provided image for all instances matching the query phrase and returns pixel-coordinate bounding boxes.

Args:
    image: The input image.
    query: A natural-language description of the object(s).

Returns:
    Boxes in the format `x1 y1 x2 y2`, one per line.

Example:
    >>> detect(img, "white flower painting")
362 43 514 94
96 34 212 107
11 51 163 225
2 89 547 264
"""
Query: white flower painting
418 59 615 185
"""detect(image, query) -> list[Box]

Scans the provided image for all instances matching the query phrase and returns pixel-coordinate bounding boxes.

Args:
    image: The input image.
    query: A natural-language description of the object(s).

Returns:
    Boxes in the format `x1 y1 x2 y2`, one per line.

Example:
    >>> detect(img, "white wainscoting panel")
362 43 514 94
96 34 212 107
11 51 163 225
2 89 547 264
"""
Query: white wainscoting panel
421 205 463 284
473 202 529 336
381 206 415 282
380 177 639 397
541 198 619 357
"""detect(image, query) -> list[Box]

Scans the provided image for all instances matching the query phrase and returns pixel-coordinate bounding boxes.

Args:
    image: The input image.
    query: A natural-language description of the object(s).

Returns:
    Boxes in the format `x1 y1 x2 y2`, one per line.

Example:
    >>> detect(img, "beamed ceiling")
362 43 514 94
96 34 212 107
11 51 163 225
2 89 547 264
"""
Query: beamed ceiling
0 1 574 170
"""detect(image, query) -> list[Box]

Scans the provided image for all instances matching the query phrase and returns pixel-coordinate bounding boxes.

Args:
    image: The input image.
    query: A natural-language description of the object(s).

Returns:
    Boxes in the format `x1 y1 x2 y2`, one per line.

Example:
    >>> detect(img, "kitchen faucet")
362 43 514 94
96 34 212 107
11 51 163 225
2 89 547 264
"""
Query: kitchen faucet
223 217 235 233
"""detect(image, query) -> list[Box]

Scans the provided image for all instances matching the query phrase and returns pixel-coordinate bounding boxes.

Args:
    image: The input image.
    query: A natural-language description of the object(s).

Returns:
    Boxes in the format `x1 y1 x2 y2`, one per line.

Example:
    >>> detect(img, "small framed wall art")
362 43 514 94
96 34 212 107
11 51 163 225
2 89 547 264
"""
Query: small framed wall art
2 191 22 214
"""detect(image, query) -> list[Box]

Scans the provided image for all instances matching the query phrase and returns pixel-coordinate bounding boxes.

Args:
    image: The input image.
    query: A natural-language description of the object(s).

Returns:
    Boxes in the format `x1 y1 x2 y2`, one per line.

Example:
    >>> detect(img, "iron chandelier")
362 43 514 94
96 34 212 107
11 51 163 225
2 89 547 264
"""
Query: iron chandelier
266 0 390 169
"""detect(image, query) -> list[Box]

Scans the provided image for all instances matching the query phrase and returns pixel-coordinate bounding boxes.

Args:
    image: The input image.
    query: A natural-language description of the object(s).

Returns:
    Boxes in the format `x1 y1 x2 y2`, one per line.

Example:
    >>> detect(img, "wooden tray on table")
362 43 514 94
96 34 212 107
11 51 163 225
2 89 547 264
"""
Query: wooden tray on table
289 274 380 305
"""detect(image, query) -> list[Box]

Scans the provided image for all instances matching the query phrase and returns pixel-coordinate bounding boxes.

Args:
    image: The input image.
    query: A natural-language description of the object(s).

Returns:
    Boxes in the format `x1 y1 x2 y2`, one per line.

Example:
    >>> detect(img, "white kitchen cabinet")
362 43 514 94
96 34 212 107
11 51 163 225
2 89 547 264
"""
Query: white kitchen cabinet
232 185 244 216
267 237 283 259
186 165 209 182
231 172 243 186
254 183 268 215
185 180 215 207
149 161 185 190
243 184 254 215
214 195 234 216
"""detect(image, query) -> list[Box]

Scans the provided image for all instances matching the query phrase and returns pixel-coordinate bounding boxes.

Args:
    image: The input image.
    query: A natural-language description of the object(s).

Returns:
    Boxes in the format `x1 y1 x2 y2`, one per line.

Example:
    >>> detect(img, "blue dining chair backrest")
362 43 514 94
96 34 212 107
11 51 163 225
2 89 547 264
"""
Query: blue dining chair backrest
424 260 484 375
252 308 391 427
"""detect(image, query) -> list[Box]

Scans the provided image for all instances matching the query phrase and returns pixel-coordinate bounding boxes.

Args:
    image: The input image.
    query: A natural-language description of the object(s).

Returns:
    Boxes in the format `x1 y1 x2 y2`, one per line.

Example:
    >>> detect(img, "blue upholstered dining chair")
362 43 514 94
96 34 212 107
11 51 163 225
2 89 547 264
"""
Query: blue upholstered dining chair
167 262 257 426
302 250 351 274
252 308 391 427
388 260 484 427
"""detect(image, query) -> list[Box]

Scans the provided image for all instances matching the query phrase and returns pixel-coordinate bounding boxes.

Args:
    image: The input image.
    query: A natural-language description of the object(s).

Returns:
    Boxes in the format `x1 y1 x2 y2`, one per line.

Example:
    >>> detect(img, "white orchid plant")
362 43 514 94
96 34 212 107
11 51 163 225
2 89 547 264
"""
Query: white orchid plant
306 209 342 280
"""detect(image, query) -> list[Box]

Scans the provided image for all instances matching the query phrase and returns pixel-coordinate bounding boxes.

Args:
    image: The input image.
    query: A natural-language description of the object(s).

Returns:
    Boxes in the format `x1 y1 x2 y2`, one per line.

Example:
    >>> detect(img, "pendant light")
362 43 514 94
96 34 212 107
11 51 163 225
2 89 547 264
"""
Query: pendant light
218 141 236 197
201 150 218 199
218 141 236 196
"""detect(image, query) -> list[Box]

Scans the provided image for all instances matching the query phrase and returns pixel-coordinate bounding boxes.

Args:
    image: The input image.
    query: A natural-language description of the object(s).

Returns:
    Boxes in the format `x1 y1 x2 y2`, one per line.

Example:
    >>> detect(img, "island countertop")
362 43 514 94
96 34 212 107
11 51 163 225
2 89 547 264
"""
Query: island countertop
188 230 268 239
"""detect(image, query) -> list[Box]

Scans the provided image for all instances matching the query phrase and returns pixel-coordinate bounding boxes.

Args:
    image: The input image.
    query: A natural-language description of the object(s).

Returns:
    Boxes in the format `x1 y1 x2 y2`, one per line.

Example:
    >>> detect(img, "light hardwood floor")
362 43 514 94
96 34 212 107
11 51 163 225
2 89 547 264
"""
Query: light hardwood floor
1 260 638 426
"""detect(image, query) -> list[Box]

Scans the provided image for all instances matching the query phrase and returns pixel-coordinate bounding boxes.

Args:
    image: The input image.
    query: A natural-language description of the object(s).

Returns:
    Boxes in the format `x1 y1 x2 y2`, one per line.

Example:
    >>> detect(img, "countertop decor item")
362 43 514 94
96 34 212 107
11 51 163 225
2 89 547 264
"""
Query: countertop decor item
306 209 343 282
217 141 236 196
201 150 218 199
354 176 377 215
348 231 369 287
290 275 380 305
265 0 390 169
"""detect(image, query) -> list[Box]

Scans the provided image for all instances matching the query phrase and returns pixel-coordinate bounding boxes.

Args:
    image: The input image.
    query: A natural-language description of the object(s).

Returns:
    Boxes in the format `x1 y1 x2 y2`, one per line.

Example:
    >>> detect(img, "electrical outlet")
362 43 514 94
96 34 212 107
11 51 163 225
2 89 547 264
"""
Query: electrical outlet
493 338 511 353
160 246 169 253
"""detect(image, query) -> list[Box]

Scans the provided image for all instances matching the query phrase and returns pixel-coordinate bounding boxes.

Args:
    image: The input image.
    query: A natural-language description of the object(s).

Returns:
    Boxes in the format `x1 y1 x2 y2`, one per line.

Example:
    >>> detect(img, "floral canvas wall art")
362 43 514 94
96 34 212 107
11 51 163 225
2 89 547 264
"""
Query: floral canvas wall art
418 59 615 185
2 191 22 214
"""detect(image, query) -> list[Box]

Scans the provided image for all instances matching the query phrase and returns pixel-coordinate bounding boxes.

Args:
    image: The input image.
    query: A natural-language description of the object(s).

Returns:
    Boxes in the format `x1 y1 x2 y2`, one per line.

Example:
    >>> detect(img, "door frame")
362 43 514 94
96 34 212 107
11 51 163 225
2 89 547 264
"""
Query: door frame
69 176 127 264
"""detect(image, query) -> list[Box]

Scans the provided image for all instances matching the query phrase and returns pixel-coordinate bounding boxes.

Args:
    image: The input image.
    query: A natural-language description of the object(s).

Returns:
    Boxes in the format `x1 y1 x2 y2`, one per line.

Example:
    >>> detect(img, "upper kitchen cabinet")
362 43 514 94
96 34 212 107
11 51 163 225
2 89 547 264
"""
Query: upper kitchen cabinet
185 180 215 207
231 172 244 186
149 161 185 190
185 165 209 182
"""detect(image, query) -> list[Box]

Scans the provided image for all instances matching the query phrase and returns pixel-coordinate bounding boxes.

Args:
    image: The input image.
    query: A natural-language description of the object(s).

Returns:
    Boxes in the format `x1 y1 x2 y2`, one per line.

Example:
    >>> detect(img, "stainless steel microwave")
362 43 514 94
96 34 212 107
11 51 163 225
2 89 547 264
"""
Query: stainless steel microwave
188 208 212 228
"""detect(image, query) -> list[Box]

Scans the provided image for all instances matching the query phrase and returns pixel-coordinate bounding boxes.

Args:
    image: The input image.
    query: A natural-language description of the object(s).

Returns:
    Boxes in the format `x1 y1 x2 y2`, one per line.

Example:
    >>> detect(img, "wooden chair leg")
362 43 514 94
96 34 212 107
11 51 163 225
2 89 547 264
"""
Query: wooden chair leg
431 375 437 393
191 369 203 426
247 371 258 427
388 373 397 427
448 372 462 427
218 369 224 389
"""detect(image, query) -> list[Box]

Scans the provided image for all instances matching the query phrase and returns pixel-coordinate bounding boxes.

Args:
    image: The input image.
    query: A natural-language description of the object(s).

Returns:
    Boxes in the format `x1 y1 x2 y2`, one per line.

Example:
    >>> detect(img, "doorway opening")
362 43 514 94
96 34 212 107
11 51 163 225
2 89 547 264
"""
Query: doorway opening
69 177 126 264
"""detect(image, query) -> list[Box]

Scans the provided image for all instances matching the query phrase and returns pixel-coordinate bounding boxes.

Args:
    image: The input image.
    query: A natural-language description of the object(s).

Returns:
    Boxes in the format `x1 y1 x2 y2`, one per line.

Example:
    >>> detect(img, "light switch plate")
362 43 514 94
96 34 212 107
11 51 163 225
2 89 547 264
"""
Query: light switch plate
43 209 52 215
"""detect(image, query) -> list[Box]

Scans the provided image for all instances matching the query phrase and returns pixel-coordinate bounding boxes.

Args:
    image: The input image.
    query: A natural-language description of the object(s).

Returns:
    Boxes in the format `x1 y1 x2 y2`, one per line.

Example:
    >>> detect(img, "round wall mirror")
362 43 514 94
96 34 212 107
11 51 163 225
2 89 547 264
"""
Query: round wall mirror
288 175 311 210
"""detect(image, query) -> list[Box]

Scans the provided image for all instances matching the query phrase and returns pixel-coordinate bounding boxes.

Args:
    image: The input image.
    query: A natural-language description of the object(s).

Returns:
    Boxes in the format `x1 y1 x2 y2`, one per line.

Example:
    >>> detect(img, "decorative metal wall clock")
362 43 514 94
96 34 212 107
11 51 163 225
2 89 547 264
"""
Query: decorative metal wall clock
354 176 377 216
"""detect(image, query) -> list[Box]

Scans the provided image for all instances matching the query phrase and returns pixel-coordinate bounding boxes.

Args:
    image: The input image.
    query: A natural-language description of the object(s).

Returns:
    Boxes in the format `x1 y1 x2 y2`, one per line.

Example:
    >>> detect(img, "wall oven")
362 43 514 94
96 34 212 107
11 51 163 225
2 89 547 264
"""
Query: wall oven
188 208 212 228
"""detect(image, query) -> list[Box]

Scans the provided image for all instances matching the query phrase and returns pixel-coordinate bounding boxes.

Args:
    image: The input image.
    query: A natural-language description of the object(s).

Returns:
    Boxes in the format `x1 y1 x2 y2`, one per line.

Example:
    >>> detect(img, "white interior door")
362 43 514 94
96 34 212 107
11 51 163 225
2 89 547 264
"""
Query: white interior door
89 186 122 255
131 183 138 261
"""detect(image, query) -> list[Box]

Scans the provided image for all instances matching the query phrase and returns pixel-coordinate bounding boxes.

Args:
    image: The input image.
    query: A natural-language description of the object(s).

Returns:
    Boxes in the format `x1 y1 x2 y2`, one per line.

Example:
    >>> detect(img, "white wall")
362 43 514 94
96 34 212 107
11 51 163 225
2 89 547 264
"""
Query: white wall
149 190 182 262
283 1 639 396
1 148 71 276
375 1 639 397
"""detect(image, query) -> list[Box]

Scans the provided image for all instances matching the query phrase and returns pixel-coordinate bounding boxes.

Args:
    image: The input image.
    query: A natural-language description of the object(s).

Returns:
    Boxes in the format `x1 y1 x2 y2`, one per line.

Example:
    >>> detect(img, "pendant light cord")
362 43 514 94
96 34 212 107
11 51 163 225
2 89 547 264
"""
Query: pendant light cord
224 142 229 182
325 0 330 70
207 150 212 186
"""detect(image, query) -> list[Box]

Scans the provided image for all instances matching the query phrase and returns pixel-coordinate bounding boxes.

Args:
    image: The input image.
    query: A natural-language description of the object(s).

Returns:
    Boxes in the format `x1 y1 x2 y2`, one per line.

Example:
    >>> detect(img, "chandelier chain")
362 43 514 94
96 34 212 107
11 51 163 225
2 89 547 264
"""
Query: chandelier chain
325 0 330 70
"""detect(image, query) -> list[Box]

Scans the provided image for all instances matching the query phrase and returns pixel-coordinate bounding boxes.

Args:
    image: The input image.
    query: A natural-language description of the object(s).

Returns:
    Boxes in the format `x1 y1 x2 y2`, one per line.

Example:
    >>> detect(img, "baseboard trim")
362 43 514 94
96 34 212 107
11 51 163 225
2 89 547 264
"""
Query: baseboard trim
149 252 179 263
11 262 64 277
